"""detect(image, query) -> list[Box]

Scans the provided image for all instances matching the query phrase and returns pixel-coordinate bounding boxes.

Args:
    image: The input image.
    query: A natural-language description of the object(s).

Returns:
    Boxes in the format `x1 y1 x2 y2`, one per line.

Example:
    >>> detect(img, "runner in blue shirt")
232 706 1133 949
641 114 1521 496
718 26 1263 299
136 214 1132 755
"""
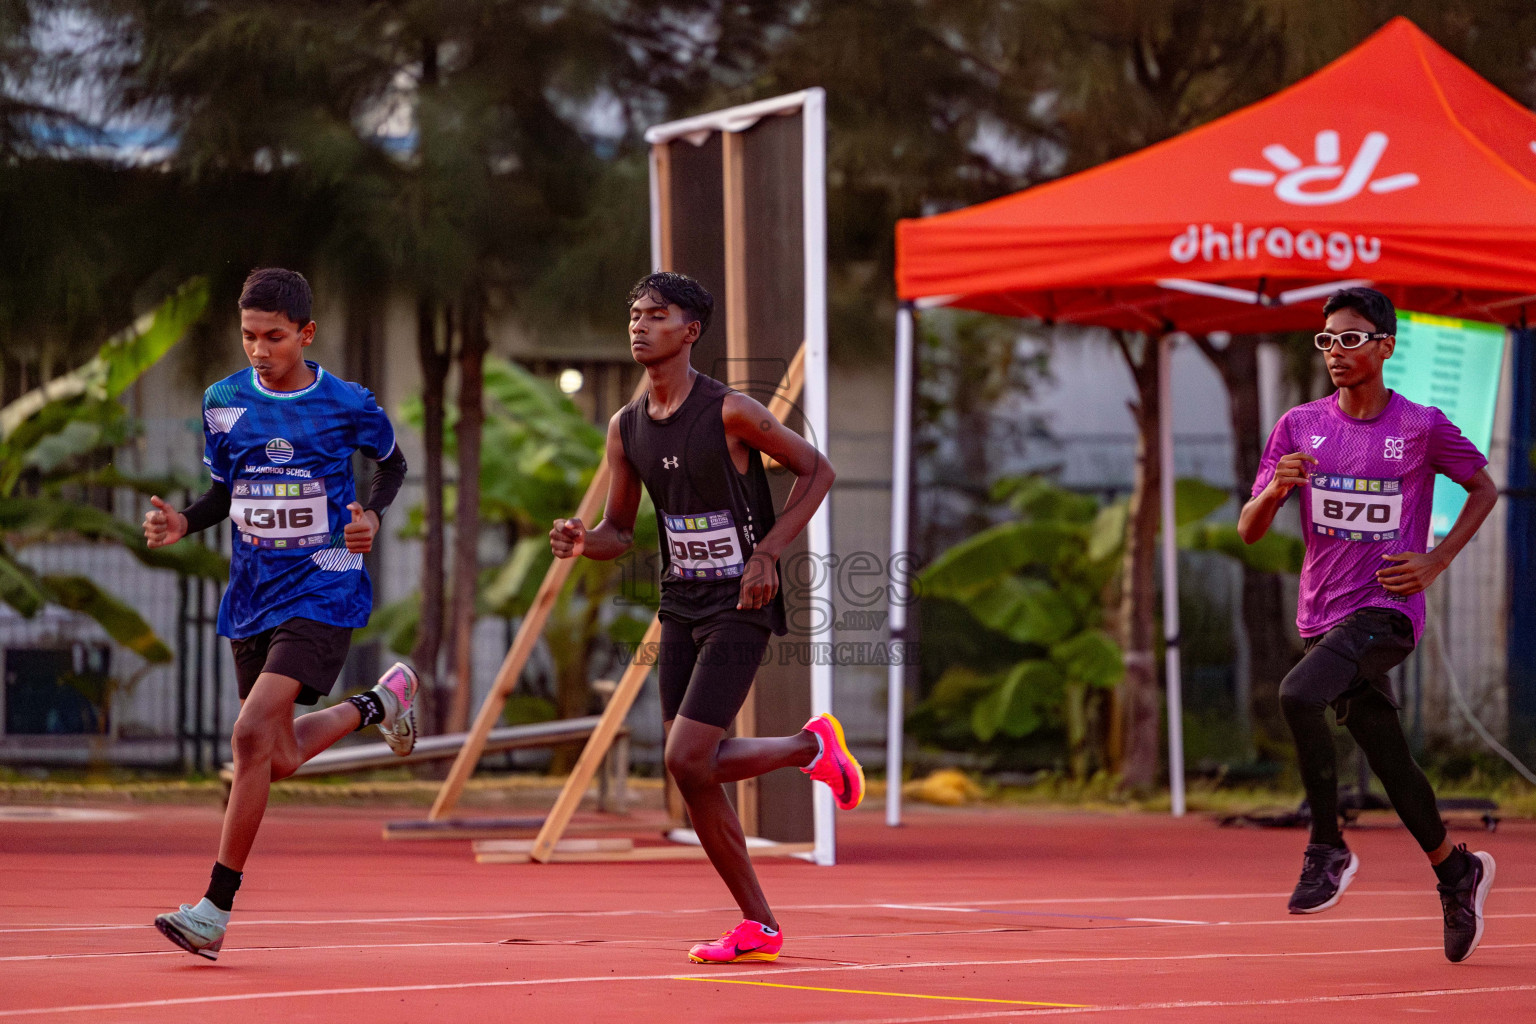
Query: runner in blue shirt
141 268 419 960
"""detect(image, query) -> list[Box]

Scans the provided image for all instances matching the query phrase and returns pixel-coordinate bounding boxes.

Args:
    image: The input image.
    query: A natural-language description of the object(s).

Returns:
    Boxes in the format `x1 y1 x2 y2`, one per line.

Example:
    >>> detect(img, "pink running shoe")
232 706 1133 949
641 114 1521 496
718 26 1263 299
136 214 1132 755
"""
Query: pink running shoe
370 661 419 756
688 919 783 964
801 712 865 810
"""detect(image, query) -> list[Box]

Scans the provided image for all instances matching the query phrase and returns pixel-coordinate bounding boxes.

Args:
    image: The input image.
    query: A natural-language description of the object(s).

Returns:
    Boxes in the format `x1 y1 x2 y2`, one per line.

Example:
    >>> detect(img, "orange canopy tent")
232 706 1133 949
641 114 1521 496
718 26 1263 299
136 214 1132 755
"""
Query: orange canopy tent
897 17 1536 333
882 18 1536 823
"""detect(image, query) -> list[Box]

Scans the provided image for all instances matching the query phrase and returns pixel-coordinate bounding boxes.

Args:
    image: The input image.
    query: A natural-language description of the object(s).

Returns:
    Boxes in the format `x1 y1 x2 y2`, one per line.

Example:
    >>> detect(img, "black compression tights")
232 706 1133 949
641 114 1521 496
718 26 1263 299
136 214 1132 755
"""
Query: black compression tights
1280 660 1445 851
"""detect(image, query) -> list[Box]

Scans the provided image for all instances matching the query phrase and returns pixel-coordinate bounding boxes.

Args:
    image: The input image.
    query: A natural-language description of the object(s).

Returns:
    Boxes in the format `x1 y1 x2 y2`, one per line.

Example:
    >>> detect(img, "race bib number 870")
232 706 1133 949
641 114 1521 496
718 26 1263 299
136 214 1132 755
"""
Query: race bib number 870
1309 475 1402 542
232 479 331 549
663 509 745 579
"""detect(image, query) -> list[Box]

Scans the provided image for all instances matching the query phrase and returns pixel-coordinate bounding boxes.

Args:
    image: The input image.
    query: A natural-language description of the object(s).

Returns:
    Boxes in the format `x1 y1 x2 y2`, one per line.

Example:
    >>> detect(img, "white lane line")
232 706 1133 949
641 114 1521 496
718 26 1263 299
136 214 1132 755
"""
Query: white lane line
2 942 1534 1017
0 928 1010 963
766 983 1536 1024
3 888 1533 935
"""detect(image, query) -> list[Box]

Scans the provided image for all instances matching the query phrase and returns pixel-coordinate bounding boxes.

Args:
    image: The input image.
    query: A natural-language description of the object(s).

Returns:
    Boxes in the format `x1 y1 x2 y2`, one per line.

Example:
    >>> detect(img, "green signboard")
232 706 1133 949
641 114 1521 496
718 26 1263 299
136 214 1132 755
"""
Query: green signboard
1381 310 1506 535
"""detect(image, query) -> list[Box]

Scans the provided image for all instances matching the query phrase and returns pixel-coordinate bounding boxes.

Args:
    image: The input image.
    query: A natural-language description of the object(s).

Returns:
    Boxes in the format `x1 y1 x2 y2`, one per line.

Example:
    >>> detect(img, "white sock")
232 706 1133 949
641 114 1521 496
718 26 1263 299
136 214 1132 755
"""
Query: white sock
191 897 230 926
804 730 825 771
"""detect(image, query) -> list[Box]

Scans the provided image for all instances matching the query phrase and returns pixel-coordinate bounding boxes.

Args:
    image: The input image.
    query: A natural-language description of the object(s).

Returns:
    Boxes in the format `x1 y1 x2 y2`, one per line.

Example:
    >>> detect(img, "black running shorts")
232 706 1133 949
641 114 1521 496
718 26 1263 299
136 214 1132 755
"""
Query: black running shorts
657 615 771 729
230 618 354 706
1284 606 1415 716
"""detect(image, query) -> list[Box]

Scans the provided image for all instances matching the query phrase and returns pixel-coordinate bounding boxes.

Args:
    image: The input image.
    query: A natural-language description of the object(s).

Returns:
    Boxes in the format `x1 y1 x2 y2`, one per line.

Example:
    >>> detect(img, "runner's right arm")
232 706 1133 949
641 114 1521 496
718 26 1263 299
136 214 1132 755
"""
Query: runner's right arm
550 412 641 561
1238 451 1316 544
144 483 230 549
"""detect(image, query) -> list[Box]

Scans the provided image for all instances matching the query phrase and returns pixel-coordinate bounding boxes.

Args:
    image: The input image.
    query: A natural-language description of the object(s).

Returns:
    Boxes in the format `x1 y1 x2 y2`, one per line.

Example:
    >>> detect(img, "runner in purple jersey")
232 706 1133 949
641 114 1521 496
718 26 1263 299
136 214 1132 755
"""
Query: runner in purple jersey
1240 287 1500 962
1255 391 1485 643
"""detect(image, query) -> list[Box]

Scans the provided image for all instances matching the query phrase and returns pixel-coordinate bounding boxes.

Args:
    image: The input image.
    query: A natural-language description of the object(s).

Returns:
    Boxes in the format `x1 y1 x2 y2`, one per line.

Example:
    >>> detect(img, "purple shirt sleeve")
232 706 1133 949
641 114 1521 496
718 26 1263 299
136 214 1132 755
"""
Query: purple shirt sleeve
1252 412 1292 499
1427 408 1488 485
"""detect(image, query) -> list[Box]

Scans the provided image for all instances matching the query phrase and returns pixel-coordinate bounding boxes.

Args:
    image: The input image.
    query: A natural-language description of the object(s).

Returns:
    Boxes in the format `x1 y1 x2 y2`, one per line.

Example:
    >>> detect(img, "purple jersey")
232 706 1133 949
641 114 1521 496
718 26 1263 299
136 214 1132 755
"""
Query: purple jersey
1252 391 1486 642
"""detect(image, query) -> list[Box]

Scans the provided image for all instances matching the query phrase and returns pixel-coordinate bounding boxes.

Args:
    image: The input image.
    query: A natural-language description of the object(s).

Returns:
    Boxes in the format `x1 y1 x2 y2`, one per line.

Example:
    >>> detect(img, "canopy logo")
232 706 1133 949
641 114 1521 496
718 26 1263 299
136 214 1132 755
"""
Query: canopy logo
1229 130 1418 206
1170 223 1381 271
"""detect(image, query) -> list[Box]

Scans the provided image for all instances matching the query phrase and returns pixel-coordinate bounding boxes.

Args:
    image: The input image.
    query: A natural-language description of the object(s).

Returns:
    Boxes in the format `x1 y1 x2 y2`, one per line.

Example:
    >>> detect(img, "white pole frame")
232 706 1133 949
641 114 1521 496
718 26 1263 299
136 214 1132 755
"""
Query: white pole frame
886 303 916 826
1157 334 1187 817
646 88 835 864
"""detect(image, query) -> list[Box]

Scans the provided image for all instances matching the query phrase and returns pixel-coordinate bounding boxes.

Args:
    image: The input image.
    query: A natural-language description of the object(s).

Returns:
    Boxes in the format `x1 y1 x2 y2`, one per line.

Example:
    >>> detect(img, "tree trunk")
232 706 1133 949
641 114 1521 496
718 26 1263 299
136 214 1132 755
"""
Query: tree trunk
447 285 488 733
1191 334 1294 753
411 298 450 734
1114 331 1163 791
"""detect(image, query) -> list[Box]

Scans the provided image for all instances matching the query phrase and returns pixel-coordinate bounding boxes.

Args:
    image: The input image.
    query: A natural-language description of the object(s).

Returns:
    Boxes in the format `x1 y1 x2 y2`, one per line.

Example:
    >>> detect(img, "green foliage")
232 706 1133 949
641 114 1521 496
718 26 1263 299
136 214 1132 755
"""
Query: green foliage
914 477 1123 771
39 575 172 663
0 281 218 666
1179 522 1305 574
914 470 1304 772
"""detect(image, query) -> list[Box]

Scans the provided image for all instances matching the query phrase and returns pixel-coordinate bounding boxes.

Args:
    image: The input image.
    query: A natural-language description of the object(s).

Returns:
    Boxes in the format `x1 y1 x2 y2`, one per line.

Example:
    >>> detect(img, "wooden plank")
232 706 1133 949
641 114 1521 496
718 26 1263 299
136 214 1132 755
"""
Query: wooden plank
529 615 664 862
479 841 815 865
382 816 547 841
722 129 748 367
428 376 648 821
473 838 633 856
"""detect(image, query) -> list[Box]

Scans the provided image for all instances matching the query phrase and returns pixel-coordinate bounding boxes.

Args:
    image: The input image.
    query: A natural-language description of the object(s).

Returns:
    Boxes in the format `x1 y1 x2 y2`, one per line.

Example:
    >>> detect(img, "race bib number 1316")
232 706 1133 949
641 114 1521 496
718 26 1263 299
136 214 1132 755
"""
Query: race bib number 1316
231 478 331 549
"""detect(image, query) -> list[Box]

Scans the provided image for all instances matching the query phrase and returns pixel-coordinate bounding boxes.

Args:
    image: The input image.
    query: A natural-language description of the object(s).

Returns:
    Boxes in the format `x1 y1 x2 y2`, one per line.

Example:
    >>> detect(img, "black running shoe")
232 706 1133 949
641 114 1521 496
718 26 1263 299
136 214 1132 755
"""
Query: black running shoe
1288 843 1359 914
1438 846 1495 963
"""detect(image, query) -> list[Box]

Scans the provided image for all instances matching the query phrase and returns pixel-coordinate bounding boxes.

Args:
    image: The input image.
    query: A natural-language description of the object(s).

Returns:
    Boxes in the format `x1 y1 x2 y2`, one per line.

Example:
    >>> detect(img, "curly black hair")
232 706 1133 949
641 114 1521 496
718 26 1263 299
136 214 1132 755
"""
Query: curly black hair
627 272 713 337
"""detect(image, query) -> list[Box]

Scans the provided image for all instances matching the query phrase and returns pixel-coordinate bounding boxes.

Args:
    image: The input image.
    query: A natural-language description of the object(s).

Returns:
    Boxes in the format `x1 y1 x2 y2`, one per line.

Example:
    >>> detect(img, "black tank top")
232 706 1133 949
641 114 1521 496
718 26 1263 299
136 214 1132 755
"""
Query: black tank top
618 373 786 634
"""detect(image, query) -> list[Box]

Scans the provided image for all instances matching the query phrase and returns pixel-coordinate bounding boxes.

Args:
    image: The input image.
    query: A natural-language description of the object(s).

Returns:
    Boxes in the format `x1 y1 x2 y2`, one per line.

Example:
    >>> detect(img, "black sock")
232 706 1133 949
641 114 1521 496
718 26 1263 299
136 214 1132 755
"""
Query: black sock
1433 846 1471 886
346 691 385 730
204 861 242 913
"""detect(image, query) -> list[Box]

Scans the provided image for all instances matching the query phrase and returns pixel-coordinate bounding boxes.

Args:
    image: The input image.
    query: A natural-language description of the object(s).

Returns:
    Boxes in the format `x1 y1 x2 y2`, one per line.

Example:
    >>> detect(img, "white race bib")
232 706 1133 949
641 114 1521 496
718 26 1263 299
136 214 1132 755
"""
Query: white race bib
1309 475 1403 542
231 478 331 550
662 510 745 579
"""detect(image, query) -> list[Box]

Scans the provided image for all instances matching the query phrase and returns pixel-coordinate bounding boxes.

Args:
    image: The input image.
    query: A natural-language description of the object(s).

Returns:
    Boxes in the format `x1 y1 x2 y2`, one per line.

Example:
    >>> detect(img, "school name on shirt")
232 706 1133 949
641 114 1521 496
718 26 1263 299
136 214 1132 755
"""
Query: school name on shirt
242 464 313 478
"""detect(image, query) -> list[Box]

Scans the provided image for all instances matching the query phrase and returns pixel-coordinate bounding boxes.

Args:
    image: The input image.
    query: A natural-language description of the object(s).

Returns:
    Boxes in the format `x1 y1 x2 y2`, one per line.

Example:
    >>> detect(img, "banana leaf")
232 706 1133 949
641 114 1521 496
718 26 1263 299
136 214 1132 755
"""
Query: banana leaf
0 497 227 579
39 574 172 663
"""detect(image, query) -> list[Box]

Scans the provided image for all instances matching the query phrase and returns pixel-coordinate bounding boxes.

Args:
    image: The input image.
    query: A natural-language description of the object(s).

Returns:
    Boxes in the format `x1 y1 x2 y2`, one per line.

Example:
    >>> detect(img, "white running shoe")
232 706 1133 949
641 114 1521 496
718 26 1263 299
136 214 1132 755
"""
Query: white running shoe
154 898 228 960
372 661 419 756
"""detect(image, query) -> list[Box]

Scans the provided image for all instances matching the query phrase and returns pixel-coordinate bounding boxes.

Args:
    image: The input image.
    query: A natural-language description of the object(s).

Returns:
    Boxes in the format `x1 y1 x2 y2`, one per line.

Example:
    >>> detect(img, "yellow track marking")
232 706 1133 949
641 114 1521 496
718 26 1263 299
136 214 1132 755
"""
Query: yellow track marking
674 976 1088 1007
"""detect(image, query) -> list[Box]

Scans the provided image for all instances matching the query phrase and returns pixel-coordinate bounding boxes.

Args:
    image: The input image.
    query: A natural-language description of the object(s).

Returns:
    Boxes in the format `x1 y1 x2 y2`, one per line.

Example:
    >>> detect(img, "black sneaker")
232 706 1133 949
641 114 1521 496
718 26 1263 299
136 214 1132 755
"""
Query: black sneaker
1438 846 1495 963
1288 843 1359 914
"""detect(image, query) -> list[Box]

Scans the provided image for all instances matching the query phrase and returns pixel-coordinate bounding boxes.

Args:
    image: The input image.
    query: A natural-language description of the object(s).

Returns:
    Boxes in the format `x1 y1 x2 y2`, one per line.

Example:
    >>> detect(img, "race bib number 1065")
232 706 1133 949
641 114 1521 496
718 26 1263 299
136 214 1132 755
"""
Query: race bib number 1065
1309 475 1403 542
232 479 331 550
663 509 745 579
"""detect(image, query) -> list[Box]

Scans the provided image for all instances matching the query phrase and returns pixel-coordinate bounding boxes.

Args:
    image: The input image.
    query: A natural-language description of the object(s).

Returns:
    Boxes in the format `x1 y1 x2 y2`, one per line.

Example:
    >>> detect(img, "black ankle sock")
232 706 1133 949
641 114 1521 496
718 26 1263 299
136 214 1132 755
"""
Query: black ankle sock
346 691 385 730
204 862 242 912
1433 846 1471 886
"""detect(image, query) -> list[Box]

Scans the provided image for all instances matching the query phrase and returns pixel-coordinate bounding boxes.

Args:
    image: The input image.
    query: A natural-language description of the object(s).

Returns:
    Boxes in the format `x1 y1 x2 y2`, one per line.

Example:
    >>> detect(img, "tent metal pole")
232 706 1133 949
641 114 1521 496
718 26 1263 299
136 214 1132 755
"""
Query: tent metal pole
1157 333 1187 817
887 303 916 827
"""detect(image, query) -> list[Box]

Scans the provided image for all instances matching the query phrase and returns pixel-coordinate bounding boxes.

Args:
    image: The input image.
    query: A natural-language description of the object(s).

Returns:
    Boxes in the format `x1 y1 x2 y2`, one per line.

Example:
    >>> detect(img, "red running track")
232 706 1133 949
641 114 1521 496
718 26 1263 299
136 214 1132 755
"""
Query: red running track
1 802 1531 1023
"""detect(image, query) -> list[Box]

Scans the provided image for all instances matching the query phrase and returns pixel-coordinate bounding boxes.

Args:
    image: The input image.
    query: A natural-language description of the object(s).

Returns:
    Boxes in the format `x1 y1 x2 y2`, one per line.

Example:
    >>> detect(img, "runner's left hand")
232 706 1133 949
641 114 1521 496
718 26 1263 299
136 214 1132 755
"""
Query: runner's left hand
737 551 779 611
345 502 378 554
1376 551 1445 595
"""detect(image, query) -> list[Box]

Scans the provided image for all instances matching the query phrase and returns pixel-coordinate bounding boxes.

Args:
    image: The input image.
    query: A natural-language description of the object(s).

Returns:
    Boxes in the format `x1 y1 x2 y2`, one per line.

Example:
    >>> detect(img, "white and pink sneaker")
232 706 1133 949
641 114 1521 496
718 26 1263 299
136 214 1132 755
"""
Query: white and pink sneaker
371 662 419 756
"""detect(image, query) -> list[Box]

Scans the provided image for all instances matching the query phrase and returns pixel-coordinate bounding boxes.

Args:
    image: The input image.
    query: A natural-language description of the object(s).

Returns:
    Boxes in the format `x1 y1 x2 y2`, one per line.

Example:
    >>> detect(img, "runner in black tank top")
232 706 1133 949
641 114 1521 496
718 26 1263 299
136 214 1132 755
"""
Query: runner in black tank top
550 273 864 965
618 371 787 635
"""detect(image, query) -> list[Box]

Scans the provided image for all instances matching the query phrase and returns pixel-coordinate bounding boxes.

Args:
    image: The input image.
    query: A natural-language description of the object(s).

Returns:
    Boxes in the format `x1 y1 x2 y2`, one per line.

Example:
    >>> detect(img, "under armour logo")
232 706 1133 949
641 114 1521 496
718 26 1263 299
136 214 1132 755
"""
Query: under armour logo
1311 435 1327 448
662 456 679 469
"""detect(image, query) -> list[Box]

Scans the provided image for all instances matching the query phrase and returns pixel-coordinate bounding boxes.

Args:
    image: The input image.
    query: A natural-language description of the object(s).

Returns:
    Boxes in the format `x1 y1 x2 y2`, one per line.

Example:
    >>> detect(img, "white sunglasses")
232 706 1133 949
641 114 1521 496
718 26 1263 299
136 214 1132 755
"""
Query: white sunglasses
1314 330 1391 351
